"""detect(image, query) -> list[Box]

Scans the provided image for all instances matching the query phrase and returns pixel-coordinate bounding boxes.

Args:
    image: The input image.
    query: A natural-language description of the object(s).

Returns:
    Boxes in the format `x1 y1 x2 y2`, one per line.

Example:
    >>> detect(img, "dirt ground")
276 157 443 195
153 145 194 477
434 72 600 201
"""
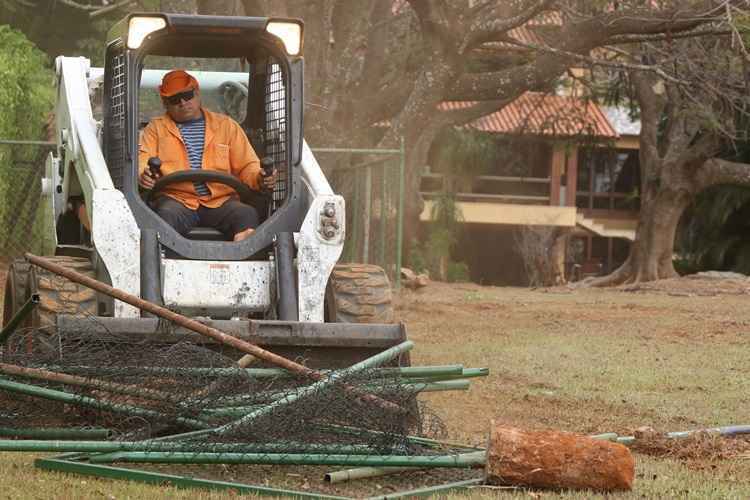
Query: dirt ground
402 277 750 432
2 269 750 497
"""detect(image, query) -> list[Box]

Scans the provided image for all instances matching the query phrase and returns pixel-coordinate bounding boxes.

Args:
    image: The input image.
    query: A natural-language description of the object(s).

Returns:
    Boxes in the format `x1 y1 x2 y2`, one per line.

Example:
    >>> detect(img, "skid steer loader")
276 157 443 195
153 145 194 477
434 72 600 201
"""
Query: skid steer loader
2 12 405 368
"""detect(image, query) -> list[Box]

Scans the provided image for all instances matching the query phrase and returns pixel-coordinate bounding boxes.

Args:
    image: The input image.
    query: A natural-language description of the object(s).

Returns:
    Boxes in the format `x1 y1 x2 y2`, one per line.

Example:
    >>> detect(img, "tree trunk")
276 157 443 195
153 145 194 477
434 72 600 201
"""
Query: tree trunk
550 228 570 285
590 186 690 286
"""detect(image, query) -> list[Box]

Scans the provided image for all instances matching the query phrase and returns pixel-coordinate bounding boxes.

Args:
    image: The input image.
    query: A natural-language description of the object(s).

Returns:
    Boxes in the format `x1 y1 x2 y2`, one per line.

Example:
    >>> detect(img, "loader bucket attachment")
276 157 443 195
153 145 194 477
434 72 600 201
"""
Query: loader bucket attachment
56 316 408 369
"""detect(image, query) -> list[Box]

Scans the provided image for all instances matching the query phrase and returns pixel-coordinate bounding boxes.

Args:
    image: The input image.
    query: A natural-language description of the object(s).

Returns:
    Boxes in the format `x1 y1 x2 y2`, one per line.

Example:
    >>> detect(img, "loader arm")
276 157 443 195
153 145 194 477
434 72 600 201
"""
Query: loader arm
45 56 141 318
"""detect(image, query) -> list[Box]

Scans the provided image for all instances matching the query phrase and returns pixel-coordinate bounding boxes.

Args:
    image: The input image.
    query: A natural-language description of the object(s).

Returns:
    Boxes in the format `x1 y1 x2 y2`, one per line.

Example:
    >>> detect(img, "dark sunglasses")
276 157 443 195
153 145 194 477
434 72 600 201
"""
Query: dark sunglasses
164 89 195 105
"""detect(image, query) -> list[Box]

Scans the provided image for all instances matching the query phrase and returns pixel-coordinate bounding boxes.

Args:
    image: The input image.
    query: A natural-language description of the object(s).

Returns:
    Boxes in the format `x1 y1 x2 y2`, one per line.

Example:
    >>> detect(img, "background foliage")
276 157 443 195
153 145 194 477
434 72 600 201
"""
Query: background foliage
0 25 54 258
0 25 53 144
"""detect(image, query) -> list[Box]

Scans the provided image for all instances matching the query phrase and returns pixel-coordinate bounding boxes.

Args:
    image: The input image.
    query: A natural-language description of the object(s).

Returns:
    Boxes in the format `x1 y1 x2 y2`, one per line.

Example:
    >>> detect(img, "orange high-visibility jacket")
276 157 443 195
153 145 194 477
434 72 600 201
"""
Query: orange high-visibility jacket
138 108 261 210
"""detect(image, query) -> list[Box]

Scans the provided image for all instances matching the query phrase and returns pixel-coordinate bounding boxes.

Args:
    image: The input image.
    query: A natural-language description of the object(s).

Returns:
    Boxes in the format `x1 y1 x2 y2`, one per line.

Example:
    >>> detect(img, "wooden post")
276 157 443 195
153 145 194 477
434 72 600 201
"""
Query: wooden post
486 422 635 491
549 144 565 206
566 147 579 207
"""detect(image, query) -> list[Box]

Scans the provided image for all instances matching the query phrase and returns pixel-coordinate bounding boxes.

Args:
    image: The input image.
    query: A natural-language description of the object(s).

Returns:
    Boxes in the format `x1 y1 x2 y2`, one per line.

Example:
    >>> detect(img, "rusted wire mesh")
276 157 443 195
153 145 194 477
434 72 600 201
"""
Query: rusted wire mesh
0 320 450 456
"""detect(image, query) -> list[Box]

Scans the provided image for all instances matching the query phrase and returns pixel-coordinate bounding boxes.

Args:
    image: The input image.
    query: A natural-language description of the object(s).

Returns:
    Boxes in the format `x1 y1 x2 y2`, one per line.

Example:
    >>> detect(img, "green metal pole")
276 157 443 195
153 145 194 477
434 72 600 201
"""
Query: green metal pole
396 136 405 289
0 440 138 453
0 427 110 440
394 379 470 393
199 365 470 409
0 439 398 455
90 444 405 463
55 364 467 379
363 165 372 264
205 379 468 416
325 466 419 484
364 477 485 499
0 362 180 404
380 161 387 269
210 341 414 437
318 424 485 452
351 166 361 262
0 293 39 343
404 368 490 383
35 457 350 500
377 365 465 378
0 378 210 430
86 450 487 467
590 432 619 442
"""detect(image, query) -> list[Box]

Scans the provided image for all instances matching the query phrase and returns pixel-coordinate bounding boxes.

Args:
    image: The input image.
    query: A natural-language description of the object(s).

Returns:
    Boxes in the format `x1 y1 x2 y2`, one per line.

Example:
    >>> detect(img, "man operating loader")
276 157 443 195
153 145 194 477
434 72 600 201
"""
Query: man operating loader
138 69 275 241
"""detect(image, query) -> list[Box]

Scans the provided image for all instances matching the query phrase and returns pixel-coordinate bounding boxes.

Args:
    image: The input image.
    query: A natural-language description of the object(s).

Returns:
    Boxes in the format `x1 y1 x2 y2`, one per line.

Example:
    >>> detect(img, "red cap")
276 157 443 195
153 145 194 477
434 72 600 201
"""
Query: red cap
159 70 199 97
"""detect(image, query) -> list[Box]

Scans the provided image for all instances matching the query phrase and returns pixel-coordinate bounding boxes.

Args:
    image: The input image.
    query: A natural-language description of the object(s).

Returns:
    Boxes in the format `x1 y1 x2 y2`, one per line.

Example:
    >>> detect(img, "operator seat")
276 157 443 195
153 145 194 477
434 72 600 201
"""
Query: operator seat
184 227 227 241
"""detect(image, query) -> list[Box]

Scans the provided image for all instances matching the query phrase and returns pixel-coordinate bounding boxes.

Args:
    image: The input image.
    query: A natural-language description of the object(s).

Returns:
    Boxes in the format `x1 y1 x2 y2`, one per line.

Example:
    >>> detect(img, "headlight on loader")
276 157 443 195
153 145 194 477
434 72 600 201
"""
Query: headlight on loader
266 21 302 56
127 16 167 49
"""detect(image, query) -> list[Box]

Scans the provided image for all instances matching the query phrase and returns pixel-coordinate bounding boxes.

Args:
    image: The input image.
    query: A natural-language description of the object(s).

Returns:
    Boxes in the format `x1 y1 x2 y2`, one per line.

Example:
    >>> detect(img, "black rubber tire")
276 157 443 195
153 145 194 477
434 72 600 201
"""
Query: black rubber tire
26 256 98 354
324 264 394 323
325 264 421 430
2 259 31 327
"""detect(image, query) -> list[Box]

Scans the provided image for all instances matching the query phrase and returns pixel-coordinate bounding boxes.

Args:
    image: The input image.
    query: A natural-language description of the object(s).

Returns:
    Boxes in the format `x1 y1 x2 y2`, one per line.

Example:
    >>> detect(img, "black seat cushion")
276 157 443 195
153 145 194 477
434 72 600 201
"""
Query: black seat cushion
185 227 228 241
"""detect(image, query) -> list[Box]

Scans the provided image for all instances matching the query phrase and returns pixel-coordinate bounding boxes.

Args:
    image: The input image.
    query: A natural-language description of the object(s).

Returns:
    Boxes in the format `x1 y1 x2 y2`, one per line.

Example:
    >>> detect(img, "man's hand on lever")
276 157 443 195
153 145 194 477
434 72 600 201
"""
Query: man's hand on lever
140 157 163 189
260 157 277 192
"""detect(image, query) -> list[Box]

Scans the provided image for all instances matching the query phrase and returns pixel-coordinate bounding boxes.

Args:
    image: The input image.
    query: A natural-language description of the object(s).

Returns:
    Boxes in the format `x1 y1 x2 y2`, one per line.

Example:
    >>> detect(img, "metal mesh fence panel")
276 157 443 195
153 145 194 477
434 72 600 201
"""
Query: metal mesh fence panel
313 148 404 285
0 143 49 263
0 322 455 456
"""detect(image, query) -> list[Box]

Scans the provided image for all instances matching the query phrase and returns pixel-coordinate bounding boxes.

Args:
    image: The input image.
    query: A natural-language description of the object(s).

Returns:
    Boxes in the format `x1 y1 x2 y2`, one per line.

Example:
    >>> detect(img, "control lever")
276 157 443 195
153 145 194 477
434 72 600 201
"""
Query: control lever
147 157 162 178
260 157 274 192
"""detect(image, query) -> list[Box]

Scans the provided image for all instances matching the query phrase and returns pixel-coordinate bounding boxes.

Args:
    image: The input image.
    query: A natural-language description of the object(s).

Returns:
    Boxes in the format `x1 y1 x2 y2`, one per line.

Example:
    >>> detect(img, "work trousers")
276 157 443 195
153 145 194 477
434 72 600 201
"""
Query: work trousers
154 196 260 239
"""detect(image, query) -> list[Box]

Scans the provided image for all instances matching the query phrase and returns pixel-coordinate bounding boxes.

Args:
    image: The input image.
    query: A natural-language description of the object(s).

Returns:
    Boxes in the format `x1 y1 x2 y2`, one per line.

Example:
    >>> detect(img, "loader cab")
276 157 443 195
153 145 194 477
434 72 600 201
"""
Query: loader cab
102 13 305 261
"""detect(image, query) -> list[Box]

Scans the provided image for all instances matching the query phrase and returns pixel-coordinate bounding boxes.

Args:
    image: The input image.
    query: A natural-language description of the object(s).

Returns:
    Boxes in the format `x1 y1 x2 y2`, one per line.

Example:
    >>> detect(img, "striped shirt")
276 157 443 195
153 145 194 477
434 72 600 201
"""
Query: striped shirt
176 116 210 196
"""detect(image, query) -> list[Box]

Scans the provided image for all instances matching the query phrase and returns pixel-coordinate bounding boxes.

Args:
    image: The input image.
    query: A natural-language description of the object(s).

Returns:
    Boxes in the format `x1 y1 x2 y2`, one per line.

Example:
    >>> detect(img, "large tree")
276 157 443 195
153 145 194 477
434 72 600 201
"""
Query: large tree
586 12 750 284
232 0 749 246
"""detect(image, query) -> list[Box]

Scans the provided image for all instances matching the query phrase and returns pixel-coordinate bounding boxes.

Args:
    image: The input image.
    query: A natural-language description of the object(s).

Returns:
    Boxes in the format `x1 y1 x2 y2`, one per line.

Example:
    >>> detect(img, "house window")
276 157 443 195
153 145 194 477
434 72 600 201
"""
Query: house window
576 148 640 212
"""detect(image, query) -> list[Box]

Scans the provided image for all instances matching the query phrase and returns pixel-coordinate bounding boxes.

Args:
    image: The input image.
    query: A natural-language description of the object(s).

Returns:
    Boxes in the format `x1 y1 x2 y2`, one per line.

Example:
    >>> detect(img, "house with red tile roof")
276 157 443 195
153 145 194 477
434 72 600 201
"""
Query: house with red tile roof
420 90 641 284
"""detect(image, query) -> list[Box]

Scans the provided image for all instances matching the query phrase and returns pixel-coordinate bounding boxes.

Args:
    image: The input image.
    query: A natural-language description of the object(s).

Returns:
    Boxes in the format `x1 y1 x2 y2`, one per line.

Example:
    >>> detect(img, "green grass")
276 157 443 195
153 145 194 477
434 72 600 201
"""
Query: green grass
0 453 256 499
455 456 750 499
403 283 750 497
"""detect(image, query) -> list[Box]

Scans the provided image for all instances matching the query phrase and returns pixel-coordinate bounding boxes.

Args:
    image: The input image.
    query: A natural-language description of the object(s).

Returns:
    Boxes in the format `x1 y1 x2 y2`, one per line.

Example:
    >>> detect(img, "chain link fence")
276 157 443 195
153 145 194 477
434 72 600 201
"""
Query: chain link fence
312 143 405 288
0 141 51 265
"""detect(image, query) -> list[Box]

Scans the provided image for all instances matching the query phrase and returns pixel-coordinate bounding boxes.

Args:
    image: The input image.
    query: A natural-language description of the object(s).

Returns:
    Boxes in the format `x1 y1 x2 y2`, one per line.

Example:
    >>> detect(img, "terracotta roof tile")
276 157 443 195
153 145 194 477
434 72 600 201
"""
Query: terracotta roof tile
439 93 617 138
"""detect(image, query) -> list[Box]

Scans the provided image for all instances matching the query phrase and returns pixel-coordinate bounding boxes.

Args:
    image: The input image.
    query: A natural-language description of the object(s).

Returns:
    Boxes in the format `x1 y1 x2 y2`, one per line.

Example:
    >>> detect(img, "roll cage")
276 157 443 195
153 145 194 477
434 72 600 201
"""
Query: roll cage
102 13 305 260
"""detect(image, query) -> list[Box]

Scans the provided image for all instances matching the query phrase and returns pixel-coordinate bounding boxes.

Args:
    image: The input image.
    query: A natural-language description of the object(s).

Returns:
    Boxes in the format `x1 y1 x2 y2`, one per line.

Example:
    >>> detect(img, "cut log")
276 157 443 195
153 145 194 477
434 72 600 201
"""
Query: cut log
486 422 635 491
400 267 429 289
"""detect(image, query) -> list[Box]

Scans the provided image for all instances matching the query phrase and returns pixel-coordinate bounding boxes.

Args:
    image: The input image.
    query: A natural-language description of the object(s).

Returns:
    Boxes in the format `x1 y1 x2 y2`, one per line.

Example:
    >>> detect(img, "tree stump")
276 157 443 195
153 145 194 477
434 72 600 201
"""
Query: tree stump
485 422 635 491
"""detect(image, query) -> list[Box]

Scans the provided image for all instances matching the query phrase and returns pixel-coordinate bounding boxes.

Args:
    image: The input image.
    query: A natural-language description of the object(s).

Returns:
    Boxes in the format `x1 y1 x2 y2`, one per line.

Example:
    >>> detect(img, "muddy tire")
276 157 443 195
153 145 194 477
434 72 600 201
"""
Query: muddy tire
26 256 97 354
2 259 32 327
326 264 421 429
325 264 394 323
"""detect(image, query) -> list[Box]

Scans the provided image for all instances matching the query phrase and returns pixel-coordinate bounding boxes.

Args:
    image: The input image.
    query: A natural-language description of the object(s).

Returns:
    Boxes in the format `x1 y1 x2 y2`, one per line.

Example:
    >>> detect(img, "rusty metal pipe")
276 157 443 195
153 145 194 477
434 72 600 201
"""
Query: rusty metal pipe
24 253 400 412
0 362 177 403
0 294 39 344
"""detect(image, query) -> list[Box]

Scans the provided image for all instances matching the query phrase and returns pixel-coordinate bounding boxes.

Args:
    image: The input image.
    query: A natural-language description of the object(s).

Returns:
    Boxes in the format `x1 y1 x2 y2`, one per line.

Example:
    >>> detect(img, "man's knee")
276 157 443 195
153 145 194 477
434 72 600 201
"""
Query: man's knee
154 198 197 234
224 200 260 233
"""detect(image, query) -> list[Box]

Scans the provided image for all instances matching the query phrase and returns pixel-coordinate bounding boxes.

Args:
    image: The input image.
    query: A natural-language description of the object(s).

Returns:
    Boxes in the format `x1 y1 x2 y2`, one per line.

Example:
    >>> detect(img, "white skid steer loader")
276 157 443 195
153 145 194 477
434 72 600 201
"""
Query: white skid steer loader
2 13 405 368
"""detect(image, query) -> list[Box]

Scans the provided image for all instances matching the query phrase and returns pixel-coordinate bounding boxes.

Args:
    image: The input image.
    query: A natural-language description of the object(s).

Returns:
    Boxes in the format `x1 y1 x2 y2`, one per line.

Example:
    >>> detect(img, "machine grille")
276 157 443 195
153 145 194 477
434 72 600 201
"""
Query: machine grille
264 60 288 214
104 49 127 190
